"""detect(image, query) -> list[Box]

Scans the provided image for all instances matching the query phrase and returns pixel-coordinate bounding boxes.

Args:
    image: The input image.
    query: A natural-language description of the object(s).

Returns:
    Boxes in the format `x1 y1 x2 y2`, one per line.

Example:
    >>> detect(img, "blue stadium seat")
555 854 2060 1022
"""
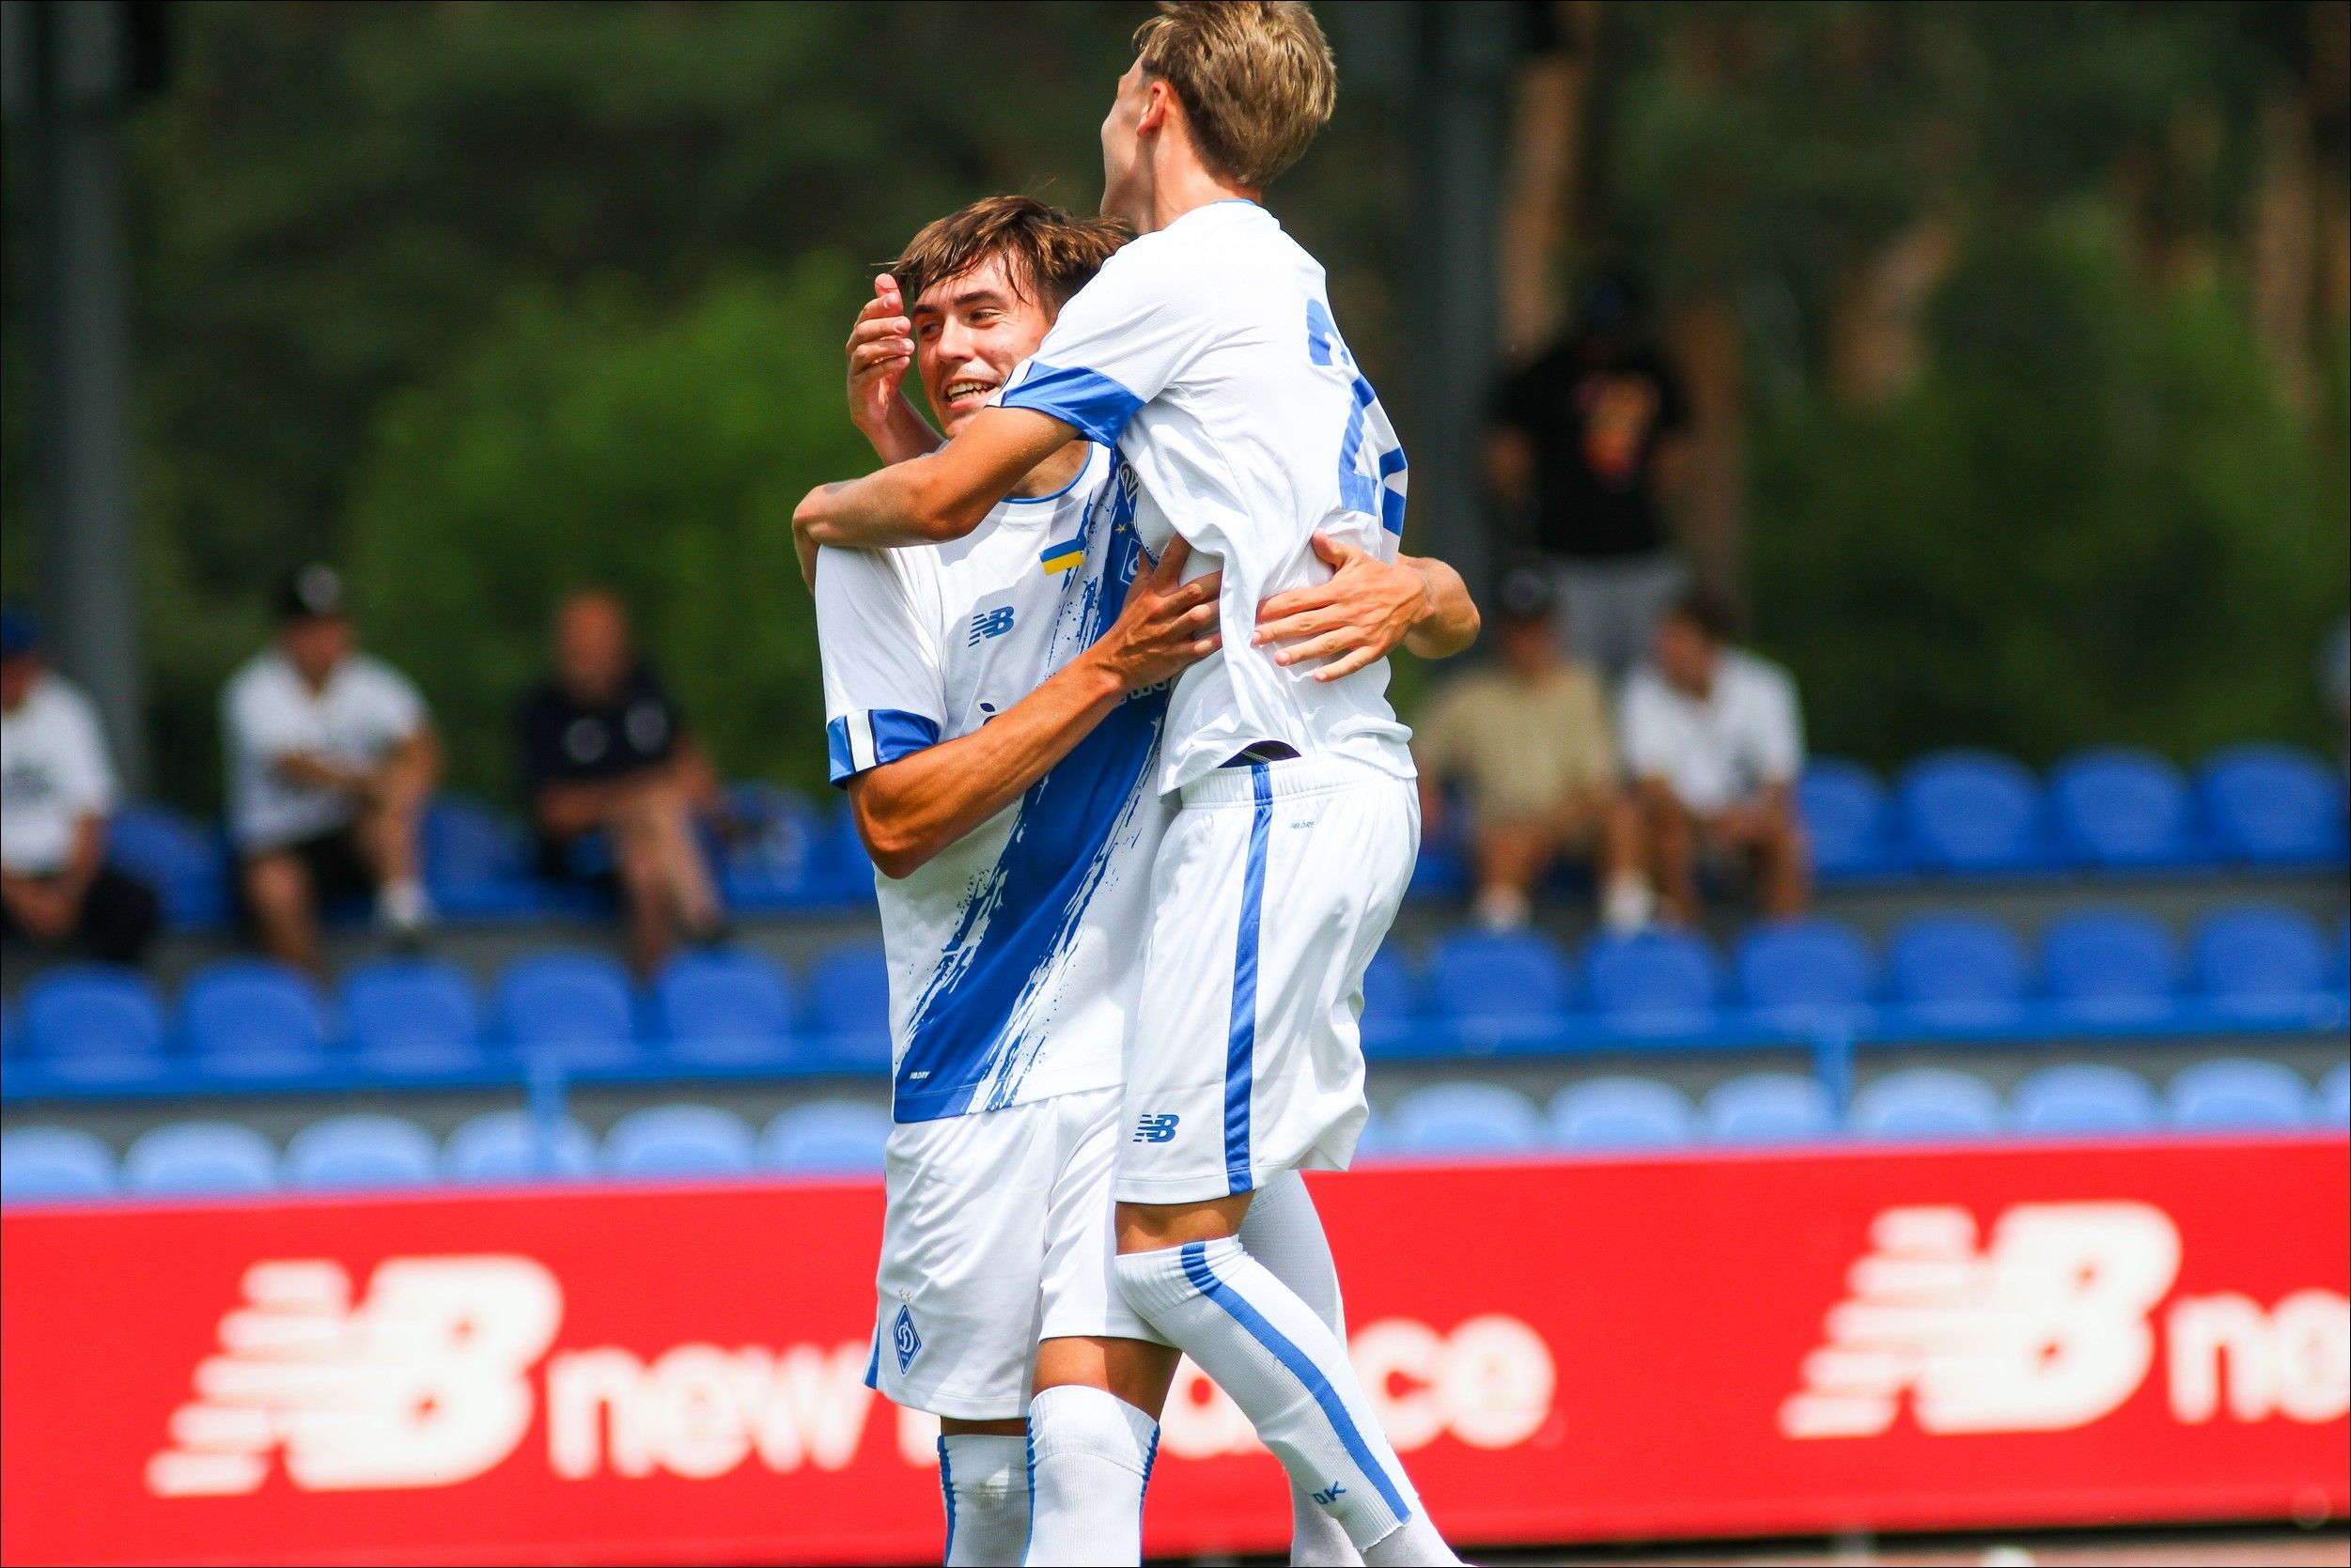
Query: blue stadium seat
1384 1082 1545 1156
1582 930 1719 1032
498 952 638 1066
720 783 825 908
2166 1058 2311 1131
1886 914 2031 1025
2 1126 117 1202
2192 906 2330 1020
2049 749 2196 869
1799 759 1901 877
762 1100 893 1173
341 958 485 1072
421 794 537 916
1896 751 2050 873
816 805 879 900
2011 1063 2160 1135
655 949 796 1064
2318 1063 2349 1127
22 966 167 1077
2198 744 2347 866
806 944 894 1070
1425 930 1573 1037
1547 1077 1694 1150
122 1122 278 1196
1734 919 1876 1023
180 960 330 1076
1358 949 1421 1058
1849 1068 2003 1141
603 1105 757 1176
2042 910 2178 1021
442 1110 598 1183
1700 1073 1837 1144
106 801 230 927
283 1114 441 1190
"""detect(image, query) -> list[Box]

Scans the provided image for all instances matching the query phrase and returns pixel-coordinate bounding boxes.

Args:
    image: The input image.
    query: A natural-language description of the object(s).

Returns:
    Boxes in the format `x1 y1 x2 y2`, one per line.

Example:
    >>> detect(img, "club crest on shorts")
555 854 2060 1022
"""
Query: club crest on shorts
893 1304 923 1373
1133 1112 1180 1143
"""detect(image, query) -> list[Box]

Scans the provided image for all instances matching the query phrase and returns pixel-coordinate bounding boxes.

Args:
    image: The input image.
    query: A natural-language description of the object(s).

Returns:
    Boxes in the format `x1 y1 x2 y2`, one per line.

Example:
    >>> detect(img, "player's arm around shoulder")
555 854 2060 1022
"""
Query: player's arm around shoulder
1252 532 1482 682
794 406 1075 557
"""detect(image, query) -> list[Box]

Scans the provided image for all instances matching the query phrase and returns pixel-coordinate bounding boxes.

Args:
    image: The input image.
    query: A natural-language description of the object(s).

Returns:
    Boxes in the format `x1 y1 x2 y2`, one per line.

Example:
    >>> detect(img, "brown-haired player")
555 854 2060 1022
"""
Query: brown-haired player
801 8 1475 1561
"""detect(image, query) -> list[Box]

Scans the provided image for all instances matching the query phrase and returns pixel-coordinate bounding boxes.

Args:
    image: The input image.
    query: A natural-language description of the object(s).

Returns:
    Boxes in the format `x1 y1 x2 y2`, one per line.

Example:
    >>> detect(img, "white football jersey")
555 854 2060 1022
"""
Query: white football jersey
815 442 1170 1123
1001 199 1416 795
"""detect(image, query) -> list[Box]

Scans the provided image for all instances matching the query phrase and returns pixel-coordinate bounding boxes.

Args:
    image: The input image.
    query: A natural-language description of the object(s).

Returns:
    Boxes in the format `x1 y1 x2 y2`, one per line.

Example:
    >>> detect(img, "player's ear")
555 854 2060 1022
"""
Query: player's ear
1137 75 1174 136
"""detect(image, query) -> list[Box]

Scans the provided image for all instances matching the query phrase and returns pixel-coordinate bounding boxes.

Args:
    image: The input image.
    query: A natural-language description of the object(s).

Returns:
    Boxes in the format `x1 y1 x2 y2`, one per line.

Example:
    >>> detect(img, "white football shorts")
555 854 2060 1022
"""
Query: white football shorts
867 1084 1164 1421
1117 753 1419 1203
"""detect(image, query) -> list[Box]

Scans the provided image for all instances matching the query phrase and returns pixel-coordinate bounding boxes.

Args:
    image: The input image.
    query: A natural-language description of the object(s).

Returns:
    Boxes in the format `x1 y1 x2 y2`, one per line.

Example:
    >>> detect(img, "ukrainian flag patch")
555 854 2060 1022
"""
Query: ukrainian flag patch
1039 537 1084 574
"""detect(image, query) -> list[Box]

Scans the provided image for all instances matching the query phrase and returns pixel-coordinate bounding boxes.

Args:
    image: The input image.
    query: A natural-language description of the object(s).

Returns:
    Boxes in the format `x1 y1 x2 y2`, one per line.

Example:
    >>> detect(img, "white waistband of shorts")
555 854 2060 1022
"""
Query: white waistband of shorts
1177 751 1397 808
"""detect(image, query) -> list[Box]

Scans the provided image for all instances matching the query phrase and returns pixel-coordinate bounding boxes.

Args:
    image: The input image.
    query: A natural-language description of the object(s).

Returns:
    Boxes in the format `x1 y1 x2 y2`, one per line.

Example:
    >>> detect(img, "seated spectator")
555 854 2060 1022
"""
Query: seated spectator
223 566 439 971
0 609 161 965
1622 588 1809 923
1414 569 1650 932
518 590 727 974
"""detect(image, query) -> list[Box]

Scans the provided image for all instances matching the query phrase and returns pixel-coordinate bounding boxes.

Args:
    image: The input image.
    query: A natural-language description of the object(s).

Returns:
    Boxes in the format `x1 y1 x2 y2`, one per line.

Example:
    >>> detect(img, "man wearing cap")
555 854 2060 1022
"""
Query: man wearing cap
221 566 440 970
1 610 162 965
1412 567 1650 931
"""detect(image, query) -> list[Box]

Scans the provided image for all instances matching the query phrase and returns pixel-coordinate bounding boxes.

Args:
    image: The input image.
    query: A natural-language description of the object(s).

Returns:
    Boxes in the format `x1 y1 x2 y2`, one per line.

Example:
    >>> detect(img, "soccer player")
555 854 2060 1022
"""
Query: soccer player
795 7 1477 1563
812 194 1469 1567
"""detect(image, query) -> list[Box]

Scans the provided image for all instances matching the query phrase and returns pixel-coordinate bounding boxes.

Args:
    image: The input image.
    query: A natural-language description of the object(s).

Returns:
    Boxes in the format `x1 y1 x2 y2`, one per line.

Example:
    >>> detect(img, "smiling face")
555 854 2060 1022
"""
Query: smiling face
911 254 1055 438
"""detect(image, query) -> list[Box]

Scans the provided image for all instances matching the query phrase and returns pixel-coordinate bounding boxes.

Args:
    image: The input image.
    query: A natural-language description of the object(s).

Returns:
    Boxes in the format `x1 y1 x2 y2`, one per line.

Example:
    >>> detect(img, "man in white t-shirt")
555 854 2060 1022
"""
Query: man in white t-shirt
221 566 440 971
1619 586 1810 922
0 610 161 966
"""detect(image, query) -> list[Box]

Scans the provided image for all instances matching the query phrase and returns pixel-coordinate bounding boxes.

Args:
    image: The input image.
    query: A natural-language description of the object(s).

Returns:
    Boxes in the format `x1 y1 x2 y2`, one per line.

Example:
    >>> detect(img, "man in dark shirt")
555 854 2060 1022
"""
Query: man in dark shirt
518 590 726 973
1487 272 1691 683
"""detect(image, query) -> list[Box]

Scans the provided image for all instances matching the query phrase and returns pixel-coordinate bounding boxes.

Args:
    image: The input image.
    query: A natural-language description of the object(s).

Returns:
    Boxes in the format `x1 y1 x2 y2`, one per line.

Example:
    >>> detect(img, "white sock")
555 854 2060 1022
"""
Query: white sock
939 1433 1028 1567
1601 875 1655 933
1023 1386 1158 1567
1239 1173 1362 1567
1116 1237 1455 1561
379 878 432 930
1472 884 1530 930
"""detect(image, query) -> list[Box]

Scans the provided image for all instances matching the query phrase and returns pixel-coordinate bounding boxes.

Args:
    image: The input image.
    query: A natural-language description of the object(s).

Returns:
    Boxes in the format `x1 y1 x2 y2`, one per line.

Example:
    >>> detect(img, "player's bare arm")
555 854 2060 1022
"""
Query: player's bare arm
795 405 1074 551
1252 532 1482 680
845 538 1218 877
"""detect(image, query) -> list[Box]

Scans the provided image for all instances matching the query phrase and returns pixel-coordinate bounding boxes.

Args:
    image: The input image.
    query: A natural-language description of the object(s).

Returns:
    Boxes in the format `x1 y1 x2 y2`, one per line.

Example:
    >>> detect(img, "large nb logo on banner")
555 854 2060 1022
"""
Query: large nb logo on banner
147 1256 562 1497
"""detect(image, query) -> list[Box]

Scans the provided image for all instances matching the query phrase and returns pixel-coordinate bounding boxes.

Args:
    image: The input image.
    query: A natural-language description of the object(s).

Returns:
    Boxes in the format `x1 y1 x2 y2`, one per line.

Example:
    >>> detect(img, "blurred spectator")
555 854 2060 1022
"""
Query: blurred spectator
518 591 727 974
1414 570 1650 932
223 567 439 972
1487 272 1691 683
1622 588 1809 924
0 610 161 965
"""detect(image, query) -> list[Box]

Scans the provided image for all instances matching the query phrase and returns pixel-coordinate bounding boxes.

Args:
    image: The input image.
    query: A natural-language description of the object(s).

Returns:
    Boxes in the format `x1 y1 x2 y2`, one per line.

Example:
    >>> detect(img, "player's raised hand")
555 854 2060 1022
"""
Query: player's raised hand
1096 537 1222 692
1253 530 1432 682
846 273 915 434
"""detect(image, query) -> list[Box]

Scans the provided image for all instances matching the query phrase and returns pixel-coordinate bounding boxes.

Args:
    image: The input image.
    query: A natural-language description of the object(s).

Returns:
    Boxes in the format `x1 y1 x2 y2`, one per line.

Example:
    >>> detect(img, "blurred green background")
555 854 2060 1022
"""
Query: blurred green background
3 0 2343 810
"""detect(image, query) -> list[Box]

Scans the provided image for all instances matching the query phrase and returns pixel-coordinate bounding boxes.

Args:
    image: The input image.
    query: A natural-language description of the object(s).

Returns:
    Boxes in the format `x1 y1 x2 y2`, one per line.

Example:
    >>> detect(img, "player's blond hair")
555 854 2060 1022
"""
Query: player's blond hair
1133 1 1337 190
889 194 1130 312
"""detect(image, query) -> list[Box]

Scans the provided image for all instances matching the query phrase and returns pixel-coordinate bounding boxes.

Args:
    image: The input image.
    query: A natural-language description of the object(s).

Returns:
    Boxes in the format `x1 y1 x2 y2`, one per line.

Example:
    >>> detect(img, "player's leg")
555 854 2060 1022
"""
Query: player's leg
1113 761 1460 1566
1238 1170 1363 1566
935 1415 1031 1567
241 847 320 972
1636 777 1701 923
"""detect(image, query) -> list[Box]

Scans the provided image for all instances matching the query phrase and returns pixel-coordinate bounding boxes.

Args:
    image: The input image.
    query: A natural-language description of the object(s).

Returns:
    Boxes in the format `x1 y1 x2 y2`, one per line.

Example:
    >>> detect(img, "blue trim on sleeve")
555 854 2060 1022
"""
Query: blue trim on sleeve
827 710 942 787
1000 362 1145 448
825 717 855 785
1378 446 1409 536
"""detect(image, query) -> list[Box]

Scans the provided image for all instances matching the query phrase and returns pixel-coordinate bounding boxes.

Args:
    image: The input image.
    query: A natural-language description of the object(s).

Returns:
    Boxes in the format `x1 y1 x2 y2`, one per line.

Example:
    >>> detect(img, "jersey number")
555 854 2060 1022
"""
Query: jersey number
1305 299 1407 535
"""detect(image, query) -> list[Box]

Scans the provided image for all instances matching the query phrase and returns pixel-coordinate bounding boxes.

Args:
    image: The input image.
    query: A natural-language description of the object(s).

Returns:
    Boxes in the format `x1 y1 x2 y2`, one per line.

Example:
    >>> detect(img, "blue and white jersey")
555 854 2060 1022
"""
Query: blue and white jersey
815 442 1167 1123
1001 199 1416 797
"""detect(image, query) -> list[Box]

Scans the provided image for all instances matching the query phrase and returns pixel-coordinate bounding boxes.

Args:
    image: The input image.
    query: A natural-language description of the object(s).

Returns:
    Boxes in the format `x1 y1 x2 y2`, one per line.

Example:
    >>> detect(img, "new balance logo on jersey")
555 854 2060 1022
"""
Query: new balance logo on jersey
1312 1482 1347 1505
1133 1113 1180 1143
967 606 1016 644
893 1304 923 1373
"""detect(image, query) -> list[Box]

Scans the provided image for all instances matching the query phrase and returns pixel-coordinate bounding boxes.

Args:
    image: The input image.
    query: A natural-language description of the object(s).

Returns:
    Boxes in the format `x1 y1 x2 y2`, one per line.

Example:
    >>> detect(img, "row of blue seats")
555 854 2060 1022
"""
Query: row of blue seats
5 903 2345 1100
8 1056 2343 1203
96 743 2351 931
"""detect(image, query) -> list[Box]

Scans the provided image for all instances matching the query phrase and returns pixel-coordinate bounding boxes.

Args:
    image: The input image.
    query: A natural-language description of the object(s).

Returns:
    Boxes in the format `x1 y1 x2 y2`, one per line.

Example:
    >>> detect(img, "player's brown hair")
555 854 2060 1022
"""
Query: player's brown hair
889 195 1130 313
1132 1 1337 189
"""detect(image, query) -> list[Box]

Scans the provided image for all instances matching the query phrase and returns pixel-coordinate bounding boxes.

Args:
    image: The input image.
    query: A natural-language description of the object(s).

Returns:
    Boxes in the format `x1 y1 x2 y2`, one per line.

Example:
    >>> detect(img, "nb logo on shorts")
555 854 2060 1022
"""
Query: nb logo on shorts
1133 1113 1180 1143
893 1304 923 1373
968 606 1016 644
1312 1482 1347 1505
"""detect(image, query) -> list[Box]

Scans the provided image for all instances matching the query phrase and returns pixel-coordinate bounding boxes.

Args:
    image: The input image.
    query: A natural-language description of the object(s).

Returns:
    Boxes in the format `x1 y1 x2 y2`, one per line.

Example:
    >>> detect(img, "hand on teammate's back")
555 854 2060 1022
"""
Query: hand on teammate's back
1253 530 1433 682
1095 537 1221 693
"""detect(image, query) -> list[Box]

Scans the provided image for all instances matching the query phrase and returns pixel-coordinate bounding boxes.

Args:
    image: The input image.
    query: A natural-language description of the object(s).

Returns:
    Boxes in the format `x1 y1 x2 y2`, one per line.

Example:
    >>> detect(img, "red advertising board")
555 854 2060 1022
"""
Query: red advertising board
4 1136 2345 1566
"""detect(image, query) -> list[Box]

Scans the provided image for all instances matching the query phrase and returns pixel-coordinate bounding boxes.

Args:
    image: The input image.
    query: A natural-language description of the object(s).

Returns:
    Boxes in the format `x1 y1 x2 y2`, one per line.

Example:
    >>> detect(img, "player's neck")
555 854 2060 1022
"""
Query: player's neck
1138 154 1260 235
1012 439 1091 501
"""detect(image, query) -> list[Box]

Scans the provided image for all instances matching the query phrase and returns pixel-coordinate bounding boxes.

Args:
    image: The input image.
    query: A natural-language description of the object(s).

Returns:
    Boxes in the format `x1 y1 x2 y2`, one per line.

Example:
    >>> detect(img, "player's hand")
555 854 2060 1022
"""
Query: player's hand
1253 531 1431 682
1097 537 1222 692
846 274 914 434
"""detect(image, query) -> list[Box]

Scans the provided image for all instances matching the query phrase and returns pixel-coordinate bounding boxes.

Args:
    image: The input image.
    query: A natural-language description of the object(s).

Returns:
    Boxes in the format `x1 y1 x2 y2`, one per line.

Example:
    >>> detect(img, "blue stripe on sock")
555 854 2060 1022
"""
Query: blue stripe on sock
1019 1423 1037 1567
938 1436 958 1562
1223 764 1273 1193
1142 1421 1160 1493
1179 1240 1413 1526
